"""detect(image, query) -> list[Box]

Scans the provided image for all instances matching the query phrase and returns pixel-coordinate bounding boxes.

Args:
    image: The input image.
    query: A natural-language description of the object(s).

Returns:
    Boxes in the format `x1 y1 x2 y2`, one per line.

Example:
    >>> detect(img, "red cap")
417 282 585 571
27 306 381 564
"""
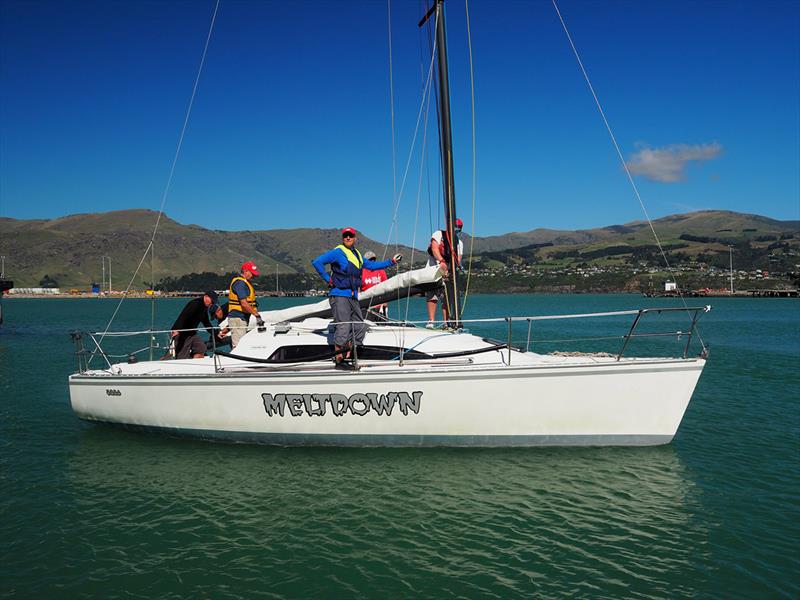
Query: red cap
341 227 357 237
455 218 463 228
241 261 260 276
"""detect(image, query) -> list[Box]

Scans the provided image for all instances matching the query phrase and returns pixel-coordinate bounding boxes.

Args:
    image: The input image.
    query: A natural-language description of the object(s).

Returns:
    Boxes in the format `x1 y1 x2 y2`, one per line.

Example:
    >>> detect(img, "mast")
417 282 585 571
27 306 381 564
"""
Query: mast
420 0 461 328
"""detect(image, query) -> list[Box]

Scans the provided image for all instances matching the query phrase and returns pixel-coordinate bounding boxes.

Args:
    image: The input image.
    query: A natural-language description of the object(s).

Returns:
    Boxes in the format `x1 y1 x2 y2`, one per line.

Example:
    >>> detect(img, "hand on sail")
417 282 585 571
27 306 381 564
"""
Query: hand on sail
392 253 403 264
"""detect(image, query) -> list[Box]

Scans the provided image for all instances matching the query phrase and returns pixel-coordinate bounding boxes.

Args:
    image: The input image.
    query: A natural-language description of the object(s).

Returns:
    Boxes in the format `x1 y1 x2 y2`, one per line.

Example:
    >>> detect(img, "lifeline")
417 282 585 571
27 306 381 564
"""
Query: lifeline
262 391 422 418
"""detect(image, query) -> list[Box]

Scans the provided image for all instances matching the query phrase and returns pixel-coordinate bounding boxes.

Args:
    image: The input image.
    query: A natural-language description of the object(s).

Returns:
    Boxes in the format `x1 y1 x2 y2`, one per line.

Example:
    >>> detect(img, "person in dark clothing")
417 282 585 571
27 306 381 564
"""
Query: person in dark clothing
171 291 218 358
206 302 232 351
176 334 207 359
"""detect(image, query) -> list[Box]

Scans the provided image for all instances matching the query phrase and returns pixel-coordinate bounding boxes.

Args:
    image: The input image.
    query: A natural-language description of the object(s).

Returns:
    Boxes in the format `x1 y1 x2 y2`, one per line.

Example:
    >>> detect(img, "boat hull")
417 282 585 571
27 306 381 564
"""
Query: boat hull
69 358 705 447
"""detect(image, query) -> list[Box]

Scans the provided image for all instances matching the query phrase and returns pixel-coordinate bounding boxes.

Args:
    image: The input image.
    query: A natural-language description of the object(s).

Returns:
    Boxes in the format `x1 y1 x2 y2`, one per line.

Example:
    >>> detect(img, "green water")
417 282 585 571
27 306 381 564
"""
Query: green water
1 294 798 598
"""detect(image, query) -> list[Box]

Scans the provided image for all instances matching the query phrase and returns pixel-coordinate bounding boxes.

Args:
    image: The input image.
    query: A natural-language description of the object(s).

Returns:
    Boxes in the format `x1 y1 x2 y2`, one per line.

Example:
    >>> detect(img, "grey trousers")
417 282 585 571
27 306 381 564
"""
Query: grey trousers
330 296 365 347
228 316 249 348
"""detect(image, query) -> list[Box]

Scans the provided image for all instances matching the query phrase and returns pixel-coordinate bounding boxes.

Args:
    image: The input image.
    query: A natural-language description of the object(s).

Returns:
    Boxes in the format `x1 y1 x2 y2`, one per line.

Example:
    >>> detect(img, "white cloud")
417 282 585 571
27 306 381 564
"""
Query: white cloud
626 142 722 183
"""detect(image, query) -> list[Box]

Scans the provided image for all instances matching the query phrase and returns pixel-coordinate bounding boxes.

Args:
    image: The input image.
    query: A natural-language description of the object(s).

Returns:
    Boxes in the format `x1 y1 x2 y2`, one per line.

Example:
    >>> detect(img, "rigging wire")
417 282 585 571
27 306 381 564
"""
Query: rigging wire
428 0 460 326
460 0 478 315
379 0 398 320
90 0 221 363
374 7 439 351
379 12 439 262
149 243 156 361
418 1 437 248
423 2 444 233
413 1 452 325
402 57 435 334
387 0 399 222
385 0 402 322
551 0 706 350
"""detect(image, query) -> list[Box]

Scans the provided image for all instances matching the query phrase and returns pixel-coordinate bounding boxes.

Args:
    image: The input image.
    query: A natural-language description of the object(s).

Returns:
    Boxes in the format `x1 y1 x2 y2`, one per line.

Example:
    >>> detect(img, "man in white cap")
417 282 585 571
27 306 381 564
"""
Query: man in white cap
426 218 464 328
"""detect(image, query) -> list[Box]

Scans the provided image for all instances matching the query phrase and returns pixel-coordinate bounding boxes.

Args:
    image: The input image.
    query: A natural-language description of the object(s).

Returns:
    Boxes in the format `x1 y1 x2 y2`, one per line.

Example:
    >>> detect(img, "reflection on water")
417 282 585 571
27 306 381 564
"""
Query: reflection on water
57 426 708 598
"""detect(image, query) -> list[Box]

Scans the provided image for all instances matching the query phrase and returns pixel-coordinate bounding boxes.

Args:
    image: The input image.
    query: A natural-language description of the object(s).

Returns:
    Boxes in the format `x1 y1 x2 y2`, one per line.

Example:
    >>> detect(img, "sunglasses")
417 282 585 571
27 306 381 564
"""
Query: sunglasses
342 233 356 239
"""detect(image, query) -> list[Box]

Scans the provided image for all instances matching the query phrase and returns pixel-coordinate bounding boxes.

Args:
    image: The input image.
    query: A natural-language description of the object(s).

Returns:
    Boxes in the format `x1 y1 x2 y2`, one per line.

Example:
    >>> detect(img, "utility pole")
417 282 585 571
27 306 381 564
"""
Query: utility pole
1 256 5 278
276 263 279 295
102 257 106 294
729 246 734 295
102 256 112 294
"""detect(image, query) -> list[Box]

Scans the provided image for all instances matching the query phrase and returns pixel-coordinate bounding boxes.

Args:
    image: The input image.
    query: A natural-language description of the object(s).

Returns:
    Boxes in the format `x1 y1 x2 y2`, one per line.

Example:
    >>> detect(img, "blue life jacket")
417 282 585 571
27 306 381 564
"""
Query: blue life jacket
331 244 363 293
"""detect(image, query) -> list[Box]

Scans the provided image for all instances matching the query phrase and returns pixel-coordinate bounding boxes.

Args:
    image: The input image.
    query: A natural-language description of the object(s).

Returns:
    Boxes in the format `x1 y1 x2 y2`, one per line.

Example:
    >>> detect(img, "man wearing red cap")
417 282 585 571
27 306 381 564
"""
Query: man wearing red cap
426 219 464 328
312 227 401 368
227 261 263 348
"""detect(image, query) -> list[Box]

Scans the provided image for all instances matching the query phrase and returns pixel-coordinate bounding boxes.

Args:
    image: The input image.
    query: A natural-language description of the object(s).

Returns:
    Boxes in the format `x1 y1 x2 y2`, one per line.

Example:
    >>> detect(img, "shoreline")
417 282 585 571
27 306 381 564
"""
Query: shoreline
3 290 796 299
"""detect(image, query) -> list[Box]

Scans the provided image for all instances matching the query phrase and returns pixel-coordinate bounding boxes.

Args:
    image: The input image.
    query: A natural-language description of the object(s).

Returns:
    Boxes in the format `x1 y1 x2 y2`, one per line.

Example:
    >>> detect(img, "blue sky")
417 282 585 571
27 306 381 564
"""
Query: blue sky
1 0 798 245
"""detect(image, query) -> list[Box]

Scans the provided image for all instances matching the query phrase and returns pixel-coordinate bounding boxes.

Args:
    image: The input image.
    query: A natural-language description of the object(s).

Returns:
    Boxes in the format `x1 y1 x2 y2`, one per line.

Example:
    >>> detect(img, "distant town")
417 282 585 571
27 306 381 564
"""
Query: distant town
6 259 798 299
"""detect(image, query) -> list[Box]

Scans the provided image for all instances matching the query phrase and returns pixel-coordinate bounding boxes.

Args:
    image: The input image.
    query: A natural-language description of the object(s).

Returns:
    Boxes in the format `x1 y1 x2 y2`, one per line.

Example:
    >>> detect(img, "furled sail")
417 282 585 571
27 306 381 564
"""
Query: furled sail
261 265 442 323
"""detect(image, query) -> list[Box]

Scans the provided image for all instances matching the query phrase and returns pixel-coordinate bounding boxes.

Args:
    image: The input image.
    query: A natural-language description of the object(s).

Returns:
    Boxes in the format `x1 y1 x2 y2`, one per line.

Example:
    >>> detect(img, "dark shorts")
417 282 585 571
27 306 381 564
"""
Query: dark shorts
176 334 207 359
426 282 445 302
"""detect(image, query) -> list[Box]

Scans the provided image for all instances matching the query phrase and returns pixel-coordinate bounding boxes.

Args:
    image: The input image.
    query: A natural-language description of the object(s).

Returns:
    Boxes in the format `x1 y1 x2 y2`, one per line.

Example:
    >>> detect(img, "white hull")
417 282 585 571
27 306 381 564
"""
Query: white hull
69 354 705 446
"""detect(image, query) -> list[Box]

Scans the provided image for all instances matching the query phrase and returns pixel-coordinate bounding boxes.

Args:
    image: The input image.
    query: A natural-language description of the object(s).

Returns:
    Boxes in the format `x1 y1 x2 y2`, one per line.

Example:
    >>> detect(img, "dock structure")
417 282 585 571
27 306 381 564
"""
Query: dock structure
168 290 312 299
747 289 799 298
0 279 11 325
644 288 799 298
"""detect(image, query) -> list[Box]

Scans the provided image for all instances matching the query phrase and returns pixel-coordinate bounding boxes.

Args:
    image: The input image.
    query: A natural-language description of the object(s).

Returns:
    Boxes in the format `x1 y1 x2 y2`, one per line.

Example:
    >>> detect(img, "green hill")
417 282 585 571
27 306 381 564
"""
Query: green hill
1 209 797 289
465 210 799 254
0 210 419 288
469 211 799 292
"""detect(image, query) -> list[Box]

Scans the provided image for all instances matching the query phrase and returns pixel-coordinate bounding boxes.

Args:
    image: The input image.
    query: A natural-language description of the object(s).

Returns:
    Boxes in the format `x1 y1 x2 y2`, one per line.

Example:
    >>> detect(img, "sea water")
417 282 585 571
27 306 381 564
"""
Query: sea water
1 294 797 598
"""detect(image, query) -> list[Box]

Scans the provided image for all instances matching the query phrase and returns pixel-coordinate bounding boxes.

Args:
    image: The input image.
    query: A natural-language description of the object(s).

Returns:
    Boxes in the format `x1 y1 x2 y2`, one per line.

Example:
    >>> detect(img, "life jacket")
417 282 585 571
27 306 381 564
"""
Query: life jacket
331 244 363 294
427 229 461 266
228 276 258 314
361 268 387 291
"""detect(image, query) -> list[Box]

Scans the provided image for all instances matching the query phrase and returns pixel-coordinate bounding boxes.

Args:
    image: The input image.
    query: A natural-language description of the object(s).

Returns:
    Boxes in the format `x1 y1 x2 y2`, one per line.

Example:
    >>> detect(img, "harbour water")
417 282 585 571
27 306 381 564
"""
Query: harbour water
1 294 798 598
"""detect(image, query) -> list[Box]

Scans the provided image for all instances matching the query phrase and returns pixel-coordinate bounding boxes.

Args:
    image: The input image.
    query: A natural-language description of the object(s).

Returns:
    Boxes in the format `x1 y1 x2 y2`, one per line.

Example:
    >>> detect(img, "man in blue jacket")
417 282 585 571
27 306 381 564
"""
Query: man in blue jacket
312 227 401 368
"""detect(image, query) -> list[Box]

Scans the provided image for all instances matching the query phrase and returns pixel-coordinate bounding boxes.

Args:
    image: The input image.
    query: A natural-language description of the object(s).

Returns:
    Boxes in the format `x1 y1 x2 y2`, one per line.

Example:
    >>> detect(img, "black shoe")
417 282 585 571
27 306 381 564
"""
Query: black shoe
335 360 360 371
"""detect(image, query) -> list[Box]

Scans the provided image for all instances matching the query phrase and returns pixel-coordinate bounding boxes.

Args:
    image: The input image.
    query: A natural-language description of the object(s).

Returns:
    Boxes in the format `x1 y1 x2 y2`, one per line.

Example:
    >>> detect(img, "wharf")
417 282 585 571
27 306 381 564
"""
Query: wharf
746 289 799 298
644 289 798 298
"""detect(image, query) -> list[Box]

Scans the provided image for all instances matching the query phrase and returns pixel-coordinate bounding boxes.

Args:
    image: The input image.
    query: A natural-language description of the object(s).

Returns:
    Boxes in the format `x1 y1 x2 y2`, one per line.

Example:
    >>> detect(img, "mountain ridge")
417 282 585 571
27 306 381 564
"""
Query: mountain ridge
1 209 797 288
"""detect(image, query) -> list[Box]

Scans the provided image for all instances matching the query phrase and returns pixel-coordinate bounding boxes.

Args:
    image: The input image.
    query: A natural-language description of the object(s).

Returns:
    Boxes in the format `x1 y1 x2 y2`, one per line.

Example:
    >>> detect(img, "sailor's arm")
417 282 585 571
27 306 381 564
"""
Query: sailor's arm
363 258 395 271
239 298 260 319
311 249 339 285
430 237 448 274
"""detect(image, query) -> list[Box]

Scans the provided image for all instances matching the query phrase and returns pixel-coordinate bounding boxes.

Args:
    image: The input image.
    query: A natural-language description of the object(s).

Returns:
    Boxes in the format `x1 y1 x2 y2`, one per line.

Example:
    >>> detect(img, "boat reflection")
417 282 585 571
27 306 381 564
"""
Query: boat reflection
67 425 708 598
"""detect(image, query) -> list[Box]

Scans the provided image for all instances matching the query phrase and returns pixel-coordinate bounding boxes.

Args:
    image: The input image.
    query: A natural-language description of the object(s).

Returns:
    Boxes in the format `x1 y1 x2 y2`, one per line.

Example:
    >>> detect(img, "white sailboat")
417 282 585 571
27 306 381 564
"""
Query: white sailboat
68 1 710 446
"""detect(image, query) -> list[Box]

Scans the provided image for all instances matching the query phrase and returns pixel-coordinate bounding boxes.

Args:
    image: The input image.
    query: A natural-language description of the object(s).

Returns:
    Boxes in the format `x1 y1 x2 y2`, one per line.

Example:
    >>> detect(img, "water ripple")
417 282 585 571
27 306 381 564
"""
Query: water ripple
2 296 799 598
